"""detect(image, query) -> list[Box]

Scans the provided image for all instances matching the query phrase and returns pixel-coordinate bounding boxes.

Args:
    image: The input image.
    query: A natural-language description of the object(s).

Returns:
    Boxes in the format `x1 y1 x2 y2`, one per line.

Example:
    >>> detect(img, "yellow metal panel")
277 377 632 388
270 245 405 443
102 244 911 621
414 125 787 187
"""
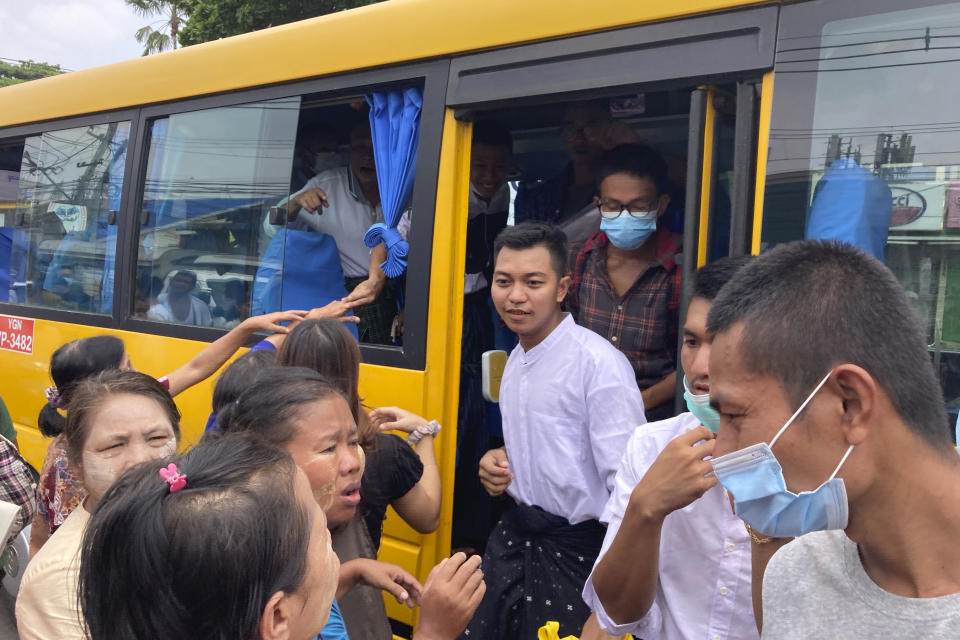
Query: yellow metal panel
751 71 775 255
0 320 232 469
375 109 472 631
0 0 773 128
698 89 717 268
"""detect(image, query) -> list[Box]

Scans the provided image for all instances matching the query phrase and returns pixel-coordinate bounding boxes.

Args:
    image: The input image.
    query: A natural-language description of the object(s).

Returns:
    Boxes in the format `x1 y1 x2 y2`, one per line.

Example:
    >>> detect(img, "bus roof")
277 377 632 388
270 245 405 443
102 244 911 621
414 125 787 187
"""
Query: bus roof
0 0 773 129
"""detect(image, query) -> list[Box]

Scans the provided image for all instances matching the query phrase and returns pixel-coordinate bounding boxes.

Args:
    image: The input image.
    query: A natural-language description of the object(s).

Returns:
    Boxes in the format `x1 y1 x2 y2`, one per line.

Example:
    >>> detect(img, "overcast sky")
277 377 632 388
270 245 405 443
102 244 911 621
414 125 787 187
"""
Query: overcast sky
0 0 148 71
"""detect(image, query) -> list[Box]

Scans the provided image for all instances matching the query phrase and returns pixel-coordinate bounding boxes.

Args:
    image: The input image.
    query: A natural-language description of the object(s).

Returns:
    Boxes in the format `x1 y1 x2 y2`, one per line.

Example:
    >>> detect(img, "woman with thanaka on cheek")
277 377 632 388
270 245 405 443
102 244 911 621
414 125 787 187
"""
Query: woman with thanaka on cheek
31 309 306 556
15 370 182 640
215 367 483 640
276 319 444 639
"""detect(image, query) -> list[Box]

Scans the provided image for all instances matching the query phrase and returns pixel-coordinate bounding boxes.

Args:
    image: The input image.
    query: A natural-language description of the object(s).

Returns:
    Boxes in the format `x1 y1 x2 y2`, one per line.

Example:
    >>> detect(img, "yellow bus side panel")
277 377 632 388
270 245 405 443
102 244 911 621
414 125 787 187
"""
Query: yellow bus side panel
0 0 773 128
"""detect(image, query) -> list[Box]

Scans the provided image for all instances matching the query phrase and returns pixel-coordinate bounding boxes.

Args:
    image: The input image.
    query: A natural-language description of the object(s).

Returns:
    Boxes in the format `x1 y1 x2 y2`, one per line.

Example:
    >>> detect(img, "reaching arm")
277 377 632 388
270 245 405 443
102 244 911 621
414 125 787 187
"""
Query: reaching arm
368 407 442 533
641 371 677 412
163 310 306 396
342 245 388 308
591 427 716 626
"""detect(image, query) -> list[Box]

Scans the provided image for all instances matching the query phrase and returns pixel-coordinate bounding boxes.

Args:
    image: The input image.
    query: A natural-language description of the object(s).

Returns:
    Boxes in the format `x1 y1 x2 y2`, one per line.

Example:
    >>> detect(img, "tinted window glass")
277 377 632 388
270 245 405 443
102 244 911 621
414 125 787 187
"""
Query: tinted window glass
762 0 960 425
0 122 129 312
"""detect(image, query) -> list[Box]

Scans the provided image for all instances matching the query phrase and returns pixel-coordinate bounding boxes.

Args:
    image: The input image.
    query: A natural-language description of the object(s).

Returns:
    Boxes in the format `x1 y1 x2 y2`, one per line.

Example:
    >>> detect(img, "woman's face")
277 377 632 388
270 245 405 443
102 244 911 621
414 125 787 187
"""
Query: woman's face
79 393 177 505
285 395 364 527
286 467 340 640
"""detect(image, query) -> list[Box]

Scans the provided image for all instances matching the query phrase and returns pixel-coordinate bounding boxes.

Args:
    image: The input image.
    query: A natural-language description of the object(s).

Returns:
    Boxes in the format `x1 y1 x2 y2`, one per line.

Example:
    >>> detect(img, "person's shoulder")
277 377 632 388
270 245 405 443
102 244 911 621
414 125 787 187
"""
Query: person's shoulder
21 508 86 583
310 165 351 188
568 319 632 366
630 413 702 450
767 530 848 583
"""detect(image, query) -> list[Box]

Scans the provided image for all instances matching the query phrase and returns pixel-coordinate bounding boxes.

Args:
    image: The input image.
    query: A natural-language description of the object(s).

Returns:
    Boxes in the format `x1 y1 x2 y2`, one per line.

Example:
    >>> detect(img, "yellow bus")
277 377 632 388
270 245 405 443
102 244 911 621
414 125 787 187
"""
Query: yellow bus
2 0 958 634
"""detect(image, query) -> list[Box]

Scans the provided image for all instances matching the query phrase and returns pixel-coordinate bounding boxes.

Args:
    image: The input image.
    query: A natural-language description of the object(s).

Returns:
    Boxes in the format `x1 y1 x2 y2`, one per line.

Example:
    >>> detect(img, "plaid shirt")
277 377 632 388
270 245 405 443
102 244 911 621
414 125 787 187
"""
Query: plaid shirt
567 229 682 391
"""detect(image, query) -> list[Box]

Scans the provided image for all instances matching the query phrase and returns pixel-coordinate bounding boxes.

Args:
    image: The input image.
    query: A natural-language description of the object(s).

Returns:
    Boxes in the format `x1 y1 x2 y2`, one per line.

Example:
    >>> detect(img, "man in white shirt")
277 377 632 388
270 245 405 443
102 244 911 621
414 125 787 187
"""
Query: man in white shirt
147 269 213 327
465 222 646 640
707 240 960 638
582 256 757 640
285 122 393 343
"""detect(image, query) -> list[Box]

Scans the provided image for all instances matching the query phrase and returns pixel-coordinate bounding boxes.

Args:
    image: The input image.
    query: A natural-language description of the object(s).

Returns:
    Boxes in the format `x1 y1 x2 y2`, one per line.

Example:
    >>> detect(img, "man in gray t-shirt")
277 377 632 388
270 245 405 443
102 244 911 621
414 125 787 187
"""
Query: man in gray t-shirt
705 240 960 639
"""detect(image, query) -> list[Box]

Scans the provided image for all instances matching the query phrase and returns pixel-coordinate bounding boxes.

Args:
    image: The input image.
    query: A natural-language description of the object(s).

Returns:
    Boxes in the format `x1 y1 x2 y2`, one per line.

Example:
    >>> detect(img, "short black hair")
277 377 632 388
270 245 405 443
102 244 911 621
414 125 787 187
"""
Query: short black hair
473 120 512 149
595 144 669 194
79 435 312 640
215 366 349 449
707 240 951 449
693 255 754 301
493 222 568 279
211 349 277 415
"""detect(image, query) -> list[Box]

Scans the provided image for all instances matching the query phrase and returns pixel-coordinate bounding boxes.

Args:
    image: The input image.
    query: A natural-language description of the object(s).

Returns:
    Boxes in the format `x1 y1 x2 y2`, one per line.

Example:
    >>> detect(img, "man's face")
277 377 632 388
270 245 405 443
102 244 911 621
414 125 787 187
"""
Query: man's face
169 273 194 295
491 245 569 347
349 126 377 188
470 143 510 201
597 173 668 218
681 296 712 394
709 323 850 494
561 102 610 161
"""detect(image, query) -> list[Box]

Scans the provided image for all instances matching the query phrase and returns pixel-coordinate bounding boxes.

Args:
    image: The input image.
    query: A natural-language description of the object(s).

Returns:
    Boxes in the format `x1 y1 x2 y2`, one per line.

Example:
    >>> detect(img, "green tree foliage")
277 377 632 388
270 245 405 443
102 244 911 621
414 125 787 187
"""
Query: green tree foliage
0 59 64 88
178 0 381 46
126 0 187 55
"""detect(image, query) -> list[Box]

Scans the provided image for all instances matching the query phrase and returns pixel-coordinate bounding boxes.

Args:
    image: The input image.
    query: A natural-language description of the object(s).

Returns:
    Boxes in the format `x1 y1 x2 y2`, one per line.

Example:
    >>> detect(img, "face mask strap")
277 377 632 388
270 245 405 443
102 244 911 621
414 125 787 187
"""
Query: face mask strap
769 370 833 449
828 444 855 481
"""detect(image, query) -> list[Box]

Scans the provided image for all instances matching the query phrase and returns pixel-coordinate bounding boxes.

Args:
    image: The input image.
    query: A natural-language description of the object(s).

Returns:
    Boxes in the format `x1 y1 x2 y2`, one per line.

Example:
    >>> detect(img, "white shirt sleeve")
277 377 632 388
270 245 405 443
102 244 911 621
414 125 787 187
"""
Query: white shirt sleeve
582 428 663 637
584 351 646 493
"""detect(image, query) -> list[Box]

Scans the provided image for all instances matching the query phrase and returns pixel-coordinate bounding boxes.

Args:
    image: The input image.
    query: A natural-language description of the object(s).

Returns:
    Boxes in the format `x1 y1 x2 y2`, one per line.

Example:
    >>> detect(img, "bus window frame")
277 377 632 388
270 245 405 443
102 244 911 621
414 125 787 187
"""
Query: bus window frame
0 60 449 371
445 4 777 110
0 108 142 330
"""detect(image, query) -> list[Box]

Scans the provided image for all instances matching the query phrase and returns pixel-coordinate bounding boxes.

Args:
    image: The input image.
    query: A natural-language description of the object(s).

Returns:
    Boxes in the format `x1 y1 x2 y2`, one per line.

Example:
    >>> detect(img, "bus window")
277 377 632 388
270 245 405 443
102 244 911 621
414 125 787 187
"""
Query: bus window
0 122 129 312
134 98 301 328
762 0 960 436
134 88 421 346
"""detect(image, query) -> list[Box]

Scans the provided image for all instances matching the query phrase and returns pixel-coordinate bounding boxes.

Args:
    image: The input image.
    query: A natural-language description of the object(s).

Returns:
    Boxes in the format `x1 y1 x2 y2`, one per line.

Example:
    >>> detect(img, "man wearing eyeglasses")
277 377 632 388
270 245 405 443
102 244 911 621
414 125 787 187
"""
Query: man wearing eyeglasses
567 144 681 422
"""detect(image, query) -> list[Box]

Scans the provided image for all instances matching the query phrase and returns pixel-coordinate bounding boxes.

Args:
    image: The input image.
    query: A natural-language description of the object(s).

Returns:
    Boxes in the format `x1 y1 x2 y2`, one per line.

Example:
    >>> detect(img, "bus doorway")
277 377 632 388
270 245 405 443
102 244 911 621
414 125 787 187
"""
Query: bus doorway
451 79 759 553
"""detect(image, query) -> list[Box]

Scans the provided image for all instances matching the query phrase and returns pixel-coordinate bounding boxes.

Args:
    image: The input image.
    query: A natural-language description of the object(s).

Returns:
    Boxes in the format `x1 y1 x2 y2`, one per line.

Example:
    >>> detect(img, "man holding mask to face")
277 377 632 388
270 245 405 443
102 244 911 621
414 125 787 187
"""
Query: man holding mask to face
707 240 960 638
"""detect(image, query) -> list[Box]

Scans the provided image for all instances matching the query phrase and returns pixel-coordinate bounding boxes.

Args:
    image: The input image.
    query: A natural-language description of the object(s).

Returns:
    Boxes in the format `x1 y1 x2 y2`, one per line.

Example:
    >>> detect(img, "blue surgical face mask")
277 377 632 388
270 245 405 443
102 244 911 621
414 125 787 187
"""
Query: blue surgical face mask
683 377 720 434
710 371 854 538
600 214 657 250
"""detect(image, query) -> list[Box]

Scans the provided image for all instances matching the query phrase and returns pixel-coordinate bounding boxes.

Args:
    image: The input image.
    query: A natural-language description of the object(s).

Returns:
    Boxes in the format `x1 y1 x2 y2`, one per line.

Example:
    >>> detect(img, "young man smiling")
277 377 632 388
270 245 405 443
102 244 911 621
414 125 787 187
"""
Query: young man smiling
465 223 645 640
582 256 757 640
707 240 960 638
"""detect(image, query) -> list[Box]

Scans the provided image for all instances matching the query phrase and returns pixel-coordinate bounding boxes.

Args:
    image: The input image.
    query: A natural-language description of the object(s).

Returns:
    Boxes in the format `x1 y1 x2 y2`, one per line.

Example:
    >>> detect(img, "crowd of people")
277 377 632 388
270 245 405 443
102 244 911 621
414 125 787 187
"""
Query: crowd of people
4 107 960 640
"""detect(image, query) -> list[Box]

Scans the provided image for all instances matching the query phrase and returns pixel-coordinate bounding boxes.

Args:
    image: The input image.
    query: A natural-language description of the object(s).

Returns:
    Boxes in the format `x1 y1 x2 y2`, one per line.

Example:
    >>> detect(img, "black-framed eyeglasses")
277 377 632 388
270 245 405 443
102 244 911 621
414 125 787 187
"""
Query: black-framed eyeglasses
597 199 659 220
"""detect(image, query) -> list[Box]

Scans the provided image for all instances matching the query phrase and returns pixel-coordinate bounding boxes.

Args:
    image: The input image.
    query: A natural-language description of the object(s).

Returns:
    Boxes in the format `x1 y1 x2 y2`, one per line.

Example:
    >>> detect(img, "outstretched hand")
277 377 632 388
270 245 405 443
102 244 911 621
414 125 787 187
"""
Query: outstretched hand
306 300 360 324
239 310 307 334
369 406 429 434
339 558 422 607
415 552 485 640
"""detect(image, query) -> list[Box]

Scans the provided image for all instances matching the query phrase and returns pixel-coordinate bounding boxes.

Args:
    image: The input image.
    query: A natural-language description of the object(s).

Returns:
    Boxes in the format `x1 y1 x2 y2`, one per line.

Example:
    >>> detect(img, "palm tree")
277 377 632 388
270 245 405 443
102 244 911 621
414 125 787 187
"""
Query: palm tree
125 0 186 56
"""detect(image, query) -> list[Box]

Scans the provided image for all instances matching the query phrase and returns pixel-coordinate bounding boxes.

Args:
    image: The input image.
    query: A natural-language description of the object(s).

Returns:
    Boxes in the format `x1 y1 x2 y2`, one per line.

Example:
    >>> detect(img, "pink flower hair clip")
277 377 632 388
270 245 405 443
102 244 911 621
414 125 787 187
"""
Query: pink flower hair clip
158 463 187 493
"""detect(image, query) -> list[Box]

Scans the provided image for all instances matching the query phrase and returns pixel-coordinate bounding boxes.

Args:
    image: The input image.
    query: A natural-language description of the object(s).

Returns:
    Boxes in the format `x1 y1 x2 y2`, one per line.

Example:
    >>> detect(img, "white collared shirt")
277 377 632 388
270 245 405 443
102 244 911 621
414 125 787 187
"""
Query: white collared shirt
288 166 384 278
582 412 758 640
464 183 510 294
500 313 646 524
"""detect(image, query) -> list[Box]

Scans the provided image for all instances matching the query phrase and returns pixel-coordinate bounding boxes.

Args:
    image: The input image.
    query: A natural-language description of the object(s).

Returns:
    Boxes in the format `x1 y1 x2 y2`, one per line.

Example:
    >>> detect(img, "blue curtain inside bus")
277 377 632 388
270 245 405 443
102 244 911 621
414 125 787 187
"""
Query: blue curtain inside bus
363 88 422 278
251 228 358 339
805 158 893 261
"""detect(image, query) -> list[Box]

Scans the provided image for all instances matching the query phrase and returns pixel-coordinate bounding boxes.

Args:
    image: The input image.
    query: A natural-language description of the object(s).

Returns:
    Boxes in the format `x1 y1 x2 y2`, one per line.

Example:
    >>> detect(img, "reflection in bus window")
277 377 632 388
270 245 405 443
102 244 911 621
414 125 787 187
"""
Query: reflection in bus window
135 98 301 329
0 123 129 313
762 1 960 426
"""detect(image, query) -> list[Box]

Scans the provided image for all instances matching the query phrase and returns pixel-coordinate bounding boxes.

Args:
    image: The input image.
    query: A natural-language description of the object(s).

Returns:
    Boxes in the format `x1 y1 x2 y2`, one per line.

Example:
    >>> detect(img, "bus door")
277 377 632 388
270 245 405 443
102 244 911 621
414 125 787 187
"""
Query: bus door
757 0 960 440
440 3 776 550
